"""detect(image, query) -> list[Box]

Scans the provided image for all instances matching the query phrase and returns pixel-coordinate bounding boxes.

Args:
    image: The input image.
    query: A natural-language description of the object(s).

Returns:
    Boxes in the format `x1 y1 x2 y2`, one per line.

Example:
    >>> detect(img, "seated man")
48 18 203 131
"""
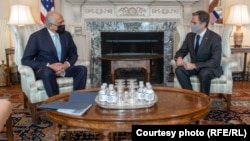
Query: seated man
22 11 87 97
174 10 223 95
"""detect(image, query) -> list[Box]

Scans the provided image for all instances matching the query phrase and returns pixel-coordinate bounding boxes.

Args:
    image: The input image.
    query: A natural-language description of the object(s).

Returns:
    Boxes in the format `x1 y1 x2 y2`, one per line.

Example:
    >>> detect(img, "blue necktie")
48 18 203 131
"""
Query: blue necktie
54 34 62 61
195 35 200 54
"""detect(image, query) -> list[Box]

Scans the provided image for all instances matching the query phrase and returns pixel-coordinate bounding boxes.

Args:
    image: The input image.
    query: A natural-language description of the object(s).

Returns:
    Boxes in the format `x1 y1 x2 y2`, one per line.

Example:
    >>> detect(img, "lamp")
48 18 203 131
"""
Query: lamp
8 4 35 26
8 4 35 69
226 4 250 48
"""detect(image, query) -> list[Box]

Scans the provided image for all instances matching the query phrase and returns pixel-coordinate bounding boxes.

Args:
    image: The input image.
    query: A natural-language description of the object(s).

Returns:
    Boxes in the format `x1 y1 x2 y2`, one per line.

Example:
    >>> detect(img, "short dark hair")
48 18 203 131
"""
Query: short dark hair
192 10 210 27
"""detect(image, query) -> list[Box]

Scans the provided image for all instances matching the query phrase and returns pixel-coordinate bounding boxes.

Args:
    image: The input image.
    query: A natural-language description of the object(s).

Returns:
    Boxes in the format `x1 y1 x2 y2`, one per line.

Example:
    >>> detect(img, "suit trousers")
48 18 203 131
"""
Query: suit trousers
35 65 87 97
175 66 216 95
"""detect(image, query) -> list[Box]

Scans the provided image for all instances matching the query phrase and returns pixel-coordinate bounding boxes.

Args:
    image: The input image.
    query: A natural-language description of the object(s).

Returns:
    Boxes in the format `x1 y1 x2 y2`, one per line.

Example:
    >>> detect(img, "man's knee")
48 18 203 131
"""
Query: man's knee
175 66 185 76
197 68 213 80
79 65 87 75
38 68 55 78
74 66 87 79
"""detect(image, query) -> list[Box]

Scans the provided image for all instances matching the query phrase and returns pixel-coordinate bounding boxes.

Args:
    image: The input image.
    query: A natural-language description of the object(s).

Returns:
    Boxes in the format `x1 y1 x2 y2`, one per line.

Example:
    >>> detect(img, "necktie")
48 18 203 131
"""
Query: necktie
54 34 62 61
195 35 200 54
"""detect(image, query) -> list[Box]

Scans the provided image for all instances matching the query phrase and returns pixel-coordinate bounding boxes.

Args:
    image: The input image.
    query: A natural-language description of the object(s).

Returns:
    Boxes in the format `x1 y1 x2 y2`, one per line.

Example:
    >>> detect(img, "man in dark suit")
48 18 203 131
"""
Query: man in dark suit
174 10 223 95
22 11 87 97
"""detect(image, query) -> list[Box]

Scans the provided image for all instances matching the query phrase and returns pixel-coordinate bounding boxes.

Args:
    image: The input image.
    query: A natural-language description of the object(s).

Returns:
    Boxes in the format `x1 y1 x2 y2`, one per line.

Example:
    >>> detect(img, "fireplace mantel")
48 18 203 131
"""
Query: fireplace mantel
64 0 201 24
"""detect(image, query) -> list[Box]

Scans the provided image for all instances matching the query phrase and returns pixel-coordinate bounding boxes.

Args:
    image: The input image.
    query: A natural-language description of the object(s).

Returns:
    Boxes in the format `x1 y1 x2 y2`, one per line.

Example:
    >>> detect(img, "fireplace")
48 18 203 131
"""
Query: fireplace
85 20 176 87
101 32 164 84
62 0 200 87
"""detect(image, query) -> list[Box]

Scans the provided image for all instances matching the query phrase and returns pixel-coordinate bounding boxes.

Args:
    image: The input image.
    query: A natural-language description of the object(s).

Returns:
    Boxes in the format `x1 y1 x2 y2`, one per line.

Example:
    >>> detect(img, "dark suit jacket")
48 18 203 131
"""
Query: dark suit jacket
21 28 78 71
175 28 223 77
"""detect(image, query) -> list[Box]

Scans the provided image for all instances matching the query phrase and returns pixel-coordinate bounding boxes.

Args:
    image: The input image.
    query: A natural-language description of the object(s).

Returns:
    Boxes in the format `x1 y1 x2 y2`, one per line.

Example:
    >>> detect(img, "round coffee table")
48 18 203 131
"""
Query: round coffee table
45 87 211 141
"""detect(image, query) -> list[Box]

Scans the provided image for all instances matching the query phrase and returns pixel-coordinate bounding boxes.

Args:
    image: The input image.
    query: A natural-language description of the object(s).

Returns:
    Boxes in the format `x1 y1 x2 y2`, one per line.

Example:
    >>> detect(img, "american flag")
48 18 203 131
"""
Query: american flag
208 0 223 24
40 0 55 24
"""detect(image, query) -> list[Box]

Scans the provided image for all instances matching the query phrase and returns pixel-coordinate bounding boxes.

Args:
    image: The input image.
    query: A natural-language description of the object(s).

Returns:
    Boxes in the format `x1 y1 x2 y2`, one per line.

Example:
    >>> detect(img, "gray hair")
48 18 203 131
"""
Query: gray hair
45 12 56 27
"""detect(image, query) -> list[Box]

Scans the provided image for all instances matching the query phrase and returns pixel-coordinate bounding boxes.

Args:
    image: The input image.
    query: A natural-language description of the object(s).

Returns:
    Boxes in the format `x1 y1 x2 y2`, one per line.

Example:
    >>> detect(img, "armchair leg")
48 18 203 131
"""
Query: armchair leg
30 103 39 124
226 95 231 110
217 94 231 110
23 93 40 123
26 99 43 124
23 93 28 109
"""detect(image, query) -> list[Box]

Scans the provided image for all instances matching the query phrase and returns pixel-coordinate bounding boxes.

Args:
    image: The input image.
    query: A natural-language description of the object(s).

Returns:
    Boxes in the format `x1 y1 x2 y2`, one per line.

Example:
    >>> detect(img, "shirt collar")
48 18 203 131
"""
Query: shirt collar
197 28 207 37
47 28 58 37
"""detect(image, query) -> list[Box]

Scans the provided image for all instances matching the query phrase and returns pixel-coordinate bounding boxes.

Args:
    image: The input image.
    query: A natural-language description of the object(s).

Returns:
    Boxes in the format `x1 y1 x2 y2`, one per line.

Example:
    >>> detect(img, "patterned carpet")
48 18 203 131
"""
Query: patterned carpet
200 89 250 125
0 86 250 141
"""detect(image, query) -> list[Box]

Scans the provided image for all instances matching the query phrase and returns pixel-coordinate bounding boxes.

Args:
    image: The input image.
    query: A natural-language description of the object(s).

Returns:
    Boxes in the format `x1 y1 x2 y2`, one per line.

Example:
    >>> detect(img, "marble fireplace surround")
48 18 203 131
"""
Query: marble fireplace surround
65 0 200 87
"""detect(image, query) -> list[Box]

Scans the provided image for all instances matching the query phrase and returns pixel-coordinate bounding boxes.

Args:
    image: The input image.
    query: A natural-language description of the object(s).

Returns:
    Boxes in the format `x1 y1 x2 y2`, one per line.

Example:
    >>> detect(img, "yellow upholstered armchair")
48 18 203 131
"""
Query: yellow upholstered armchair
171 24 233 110
9 24 91 123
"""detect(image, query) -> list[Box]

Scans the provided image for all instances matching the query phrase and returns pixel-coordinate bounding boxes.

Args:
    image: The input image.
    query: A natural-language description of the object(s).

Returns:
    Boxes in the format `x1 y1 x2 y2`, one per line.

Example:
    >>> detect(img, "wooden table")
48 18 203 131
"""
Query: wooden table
5 48 15 86
45 87 211 141
100 54 163 83
231 46 250 80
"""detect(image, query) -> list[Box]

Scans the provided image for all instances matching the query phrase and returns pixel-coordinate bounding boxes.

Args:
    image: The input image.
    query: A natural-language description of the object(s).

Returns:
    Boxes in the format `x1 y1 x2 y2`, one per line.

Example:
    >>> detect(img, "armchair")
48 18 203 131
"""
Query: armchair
171 24 233 110
9 24 91 123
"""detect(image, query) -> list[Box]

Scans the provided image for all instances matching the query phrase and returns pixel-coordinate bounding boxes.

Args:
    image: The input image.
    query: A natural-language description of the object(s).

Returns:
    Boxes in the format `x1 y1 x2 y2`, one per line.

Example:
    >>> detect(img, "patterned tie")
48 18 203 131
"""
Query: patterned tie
195 35 200 54
54 34 62 61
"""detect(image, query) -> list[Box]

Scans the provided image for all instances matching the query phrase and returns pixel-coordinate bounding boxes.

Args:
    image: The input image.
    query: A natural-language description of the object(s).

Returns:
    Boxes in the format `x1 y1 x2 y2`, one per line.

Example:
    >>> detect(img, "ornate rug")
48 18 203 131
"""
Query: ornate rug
0 87 250 141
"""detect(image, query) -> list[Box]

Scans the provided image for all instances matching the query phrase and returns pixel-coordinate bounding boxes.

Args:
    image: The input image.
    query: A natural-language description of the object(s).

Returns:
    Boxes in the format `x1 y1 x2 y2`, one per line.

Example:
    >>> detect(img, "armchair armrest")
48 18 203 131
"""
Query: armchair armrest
18 65 36 82
75 59 90 67
221 57 234 76
170 59 177 71
18 65 37 95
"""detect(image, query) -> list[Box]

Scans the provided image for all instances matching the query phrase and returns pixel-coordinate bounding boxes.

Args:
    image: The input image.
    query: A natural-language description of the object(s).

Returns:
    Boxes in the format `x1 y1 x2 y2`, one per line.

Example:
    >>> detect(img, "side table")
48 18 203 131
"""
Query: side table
5 48 15 86
231 46 250 81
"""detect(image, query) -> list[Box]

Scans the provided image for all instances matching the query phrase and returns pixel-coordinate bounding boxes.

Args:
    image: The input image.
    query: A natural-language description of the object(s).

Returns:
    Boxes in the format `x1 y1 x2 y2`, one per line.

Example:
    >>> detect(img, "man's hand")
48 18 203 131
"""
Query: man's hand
176 57 196 70
48 62 69 76
183 62 196 70
176 57 184 66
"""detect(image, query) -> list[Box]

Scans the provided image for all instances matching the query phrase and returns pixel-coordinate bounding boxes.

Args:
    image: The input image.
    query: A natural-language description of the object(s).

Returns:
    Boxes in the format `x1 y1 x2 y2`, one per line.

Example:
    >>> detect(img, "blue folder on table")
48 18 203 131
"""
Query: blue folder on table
38 91 98 110
38 101 92 110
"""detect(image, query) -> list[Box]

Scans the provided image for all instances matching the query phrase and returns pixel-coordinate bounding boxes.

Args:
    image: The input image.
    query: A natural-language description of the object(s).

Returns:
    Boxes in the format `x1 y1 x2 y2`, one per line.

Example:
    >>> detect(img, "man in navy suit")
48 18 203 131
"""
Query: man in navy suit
22 11 87 97
174 10 223 95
